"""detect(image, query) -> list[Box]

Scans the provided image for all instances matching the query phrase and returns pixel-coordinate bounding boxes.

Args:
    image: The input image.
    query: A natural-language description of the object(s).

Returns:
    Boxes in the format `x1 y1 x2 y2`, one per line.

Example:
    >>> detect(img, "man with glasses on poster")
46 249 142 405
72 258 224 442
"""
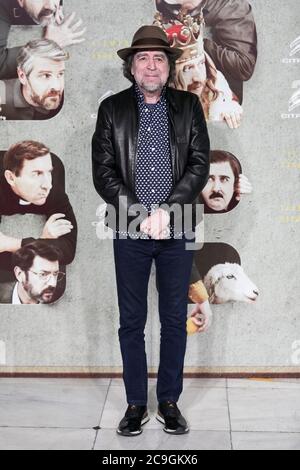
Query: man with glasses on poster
0 241 64 305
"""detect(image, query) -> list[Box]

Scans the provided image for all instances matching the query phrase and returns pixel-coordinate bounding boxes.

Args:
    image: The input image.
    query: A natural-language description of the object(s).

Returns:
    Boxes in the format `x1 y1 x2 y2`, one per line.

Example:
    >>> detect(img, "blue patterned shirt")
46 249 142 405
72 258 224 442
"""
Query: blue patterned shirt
135 83 174 213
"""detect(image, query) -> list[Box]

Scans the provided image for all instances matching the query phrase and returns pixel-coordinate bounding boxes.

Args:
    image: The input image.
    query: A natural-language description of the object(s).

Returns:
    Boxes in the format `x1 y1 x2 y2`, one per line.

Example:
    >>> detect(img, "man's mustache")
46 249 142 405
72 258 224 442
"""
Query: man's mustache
190 81 205 89
209 191 224 199
45 90 62 99
42 287 56 295
38 8 56 20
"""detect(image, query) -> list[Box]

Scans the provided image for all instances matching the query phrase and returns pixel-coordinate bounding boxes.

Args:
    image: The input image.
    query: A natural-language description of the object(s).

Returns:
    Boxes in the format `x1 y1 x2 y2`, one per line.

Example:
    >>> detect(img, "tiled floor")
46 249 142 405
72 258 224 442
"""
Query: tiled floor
0 378 300 450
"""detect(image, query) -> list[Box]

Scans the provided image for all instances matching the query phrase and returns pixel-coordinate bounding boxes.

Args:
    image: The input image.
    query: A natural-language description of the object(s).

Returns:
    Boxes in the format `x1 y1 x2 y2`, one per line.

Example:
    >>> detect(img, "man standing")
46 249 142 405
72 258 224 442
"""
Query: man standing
92 26 210 436
0 0 85 80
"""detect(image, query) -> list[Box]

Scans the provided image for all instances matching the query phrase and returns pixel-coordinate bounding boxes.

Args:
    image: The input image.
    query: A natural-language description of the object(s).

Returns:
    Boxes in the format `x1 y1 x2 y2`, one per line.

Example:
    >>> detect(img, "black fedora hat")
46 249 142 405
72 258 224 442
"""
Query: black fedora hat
117 25 183 60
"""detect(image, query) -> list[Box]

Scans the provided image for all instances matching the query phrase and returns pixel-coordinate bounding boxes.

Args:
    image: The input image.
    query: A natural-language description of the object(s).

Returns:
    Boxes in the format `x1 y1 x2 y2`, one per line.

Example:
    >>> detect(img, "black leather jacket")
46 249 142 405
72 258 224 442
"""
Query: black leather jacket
92 84 210 234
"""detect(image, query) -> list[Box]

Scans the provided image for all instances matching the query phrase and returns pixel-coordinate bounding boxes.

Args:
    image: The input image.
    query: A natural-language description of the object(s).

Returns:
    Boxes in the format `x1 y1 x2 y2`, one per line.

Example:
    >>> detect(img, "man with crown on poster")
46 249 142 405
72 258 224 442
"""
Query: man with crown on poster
154 10 243 129
155 0 258 105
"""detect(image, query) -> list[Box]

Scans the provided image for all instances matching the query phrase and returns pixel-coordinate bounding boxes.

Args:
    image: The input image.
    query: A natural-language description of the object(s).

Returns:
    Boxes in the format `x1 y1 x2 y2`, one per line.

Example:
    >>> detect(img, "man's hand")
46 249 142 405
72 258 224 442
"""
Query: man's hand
221 101 243 129
0 232 21 254
189 301 213 333
41 214 73 239
140 208 170 239
235 174 253 202
44 12 86 48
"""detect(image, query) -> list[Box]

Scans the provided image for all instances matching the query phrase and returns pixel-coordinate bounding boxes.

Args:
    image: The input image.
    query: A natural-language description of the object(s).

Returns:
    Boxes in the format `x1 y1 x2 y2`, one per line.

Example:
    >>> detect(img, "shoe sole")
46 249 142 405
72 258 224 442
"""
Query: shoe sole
156 413 190 435
116 414 150 437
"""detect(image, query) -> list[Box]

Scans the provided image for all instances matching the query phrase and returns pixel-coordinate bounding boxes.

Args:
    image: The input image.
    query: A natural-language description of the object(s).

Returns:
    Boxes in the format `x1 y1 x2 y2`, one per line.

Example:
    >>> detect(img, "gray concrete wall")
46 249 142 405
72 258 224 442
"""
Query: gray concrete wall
0 0 299 373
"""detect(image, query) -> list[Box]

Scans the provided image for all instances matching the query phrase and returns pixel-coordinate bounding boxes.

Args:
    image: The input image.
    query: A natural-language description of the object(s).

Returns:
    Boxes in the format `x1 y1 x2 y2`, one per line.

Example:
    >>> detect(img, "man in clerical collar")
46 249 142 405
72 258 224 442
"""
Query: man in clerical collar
0 39 67 120
0 140 77 271
0 241 63 304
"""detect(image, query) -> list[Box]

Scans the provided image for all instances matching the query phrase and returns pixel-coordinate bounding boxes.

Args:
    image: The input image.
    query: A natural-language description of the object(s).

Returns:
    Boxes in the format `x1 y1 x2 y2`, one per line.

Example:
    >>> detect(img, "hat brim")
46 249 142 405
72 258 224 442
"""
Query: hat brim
117 45 183 61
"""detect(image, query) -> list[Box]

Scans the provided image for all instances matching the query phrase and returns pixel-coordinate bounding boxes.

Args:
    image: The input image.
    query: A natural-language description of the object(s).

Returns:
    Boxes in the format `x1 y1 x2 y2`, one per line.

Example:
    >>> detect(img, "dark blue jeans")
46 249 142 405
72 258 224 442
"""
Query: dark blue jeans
113 234 195 406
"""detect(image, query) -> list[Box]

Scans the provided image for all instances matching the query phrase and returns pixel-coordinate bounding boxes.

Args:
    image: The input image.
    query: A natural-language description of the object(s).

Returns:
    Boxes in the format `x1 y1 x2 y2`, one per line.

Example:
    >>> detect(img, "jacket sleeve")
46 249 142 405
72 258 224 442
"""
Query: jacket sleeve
21 192 77 266
92 99 143 220
204 0 258 82
0 16 19 80
166 95 210 207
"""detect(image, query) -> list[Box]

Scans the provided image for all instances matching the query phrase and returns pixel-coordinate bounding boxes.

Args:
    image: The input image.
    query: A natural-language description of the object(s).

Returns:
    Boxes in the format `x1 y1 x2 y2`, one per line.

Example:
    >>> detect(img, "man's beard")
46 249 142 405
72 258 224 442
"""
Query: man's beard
140 80 165 93
28 7 57 26
23 283 56 304
29 85 63 111
188 80 205 98
157 0 205 18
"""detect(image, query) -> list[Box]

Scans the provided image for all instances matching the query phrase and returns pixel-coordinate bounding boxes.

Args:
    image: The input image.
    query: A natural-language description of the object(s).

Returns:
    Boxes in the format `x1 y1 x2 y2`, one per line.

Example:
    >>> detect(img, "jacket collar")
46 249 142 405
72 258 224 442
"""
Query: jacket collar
129 83 178 112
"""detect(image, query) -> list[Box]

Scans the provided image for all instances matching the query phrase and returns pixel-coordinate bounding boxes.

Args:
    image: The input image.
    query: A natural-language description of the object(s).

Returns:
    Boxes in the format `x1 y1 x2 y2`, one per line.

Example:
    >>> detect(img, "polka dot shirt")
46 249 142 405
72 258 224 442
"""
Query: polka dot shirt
135 82 174 217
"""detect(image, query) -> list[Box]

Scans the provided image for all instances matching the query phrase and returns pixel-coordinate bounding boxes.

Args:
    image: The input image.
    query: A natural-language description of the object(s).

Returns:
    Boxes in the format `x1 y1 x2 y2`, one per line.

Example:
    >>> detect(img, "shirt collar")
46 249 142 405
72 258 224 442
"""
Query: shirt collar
13 80 30 109
12 282 40 305
12 283 22 305
13 79 50 115
19 198 31 206
134 82 166 107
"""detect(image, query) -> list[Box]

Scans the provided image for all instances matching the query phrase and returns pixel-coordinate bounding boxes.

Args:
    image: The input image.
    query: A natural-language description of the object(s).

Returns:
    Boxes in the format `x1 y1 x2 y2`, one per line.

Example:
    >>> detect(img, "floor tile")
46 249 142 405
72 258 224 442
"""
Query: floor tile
177 387 230 431
232 432 300 450
0 427 96 450
228 379 300 390
229 387 300 432
0 380 109 428
183 379 227 389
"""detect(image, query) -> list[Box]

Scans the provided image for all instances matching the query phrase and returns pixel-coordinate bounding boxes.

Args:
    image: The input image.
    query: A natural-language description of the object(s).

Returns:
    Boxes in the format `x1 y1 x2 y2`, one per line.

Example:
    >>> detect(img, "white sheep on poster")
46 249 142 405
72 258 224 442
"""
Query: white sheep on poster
204 263 259 305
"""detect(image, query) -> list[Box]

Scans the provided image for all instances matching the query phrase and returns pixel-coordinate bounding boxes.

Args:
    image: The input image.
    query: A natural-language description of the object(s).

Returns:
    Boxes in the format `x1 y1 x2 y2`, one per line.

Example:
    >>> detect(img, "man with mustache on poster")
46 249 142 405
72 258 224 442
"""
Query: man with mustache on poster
0 241 64 305
201 151 252 213
0 140 77 274
0 0 85 80
0 39 67 120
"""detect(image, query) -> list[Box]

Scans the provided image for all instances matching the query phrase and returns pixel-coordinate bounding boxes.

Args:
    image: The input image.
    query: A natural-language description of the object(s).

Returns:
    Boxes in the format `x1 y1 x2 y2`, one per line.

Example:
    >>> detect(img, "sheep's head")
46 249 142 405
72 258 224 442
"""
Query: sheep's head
204 263 259 304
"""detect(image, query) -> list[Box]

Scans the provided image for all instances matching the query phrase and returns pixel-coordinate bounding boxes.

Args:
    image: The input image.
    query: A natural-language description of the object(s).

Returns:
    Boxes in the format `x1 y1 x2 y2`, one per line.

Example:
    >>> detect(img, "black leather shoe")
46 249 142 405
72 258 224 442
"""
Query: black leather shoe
156 401 189 434
117 405 150 436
